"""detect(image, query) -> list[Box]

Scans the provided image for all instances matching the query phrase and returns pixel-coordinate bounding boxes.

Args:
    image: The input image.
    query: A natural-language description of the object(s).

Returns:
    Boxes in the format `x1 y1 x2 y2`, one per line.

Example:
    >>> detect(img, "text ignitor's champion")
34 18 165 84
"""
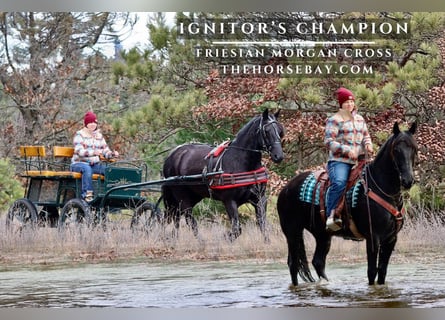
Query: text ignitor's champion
178 20 410 37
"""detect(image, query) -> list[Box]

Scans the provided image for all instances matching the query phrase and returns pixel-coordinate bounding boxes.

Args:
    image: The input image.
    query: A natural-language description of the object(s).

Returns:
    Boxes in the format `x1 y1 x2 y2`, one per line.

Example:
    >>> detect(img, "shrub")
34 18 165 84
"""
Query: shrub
0 158 25 214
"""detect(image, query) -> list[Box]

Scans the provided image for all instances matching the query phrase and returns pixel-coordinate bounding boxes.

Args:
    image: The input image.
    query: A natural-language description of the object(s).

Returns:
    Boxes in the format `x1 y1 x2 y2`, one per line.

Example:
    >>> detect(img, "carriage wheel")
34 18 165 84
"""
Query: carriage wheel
130 201 162 232
59 198 92 228
6 198 38 232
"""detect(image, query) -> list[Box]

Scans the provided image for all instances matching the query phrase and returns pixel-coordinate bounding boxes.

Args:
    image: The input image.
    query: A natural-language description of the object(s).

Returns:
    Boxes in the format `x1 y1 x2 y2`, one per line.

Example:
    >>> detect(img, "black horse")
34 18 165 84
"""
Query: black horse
277 122 417 285
162 109 284 240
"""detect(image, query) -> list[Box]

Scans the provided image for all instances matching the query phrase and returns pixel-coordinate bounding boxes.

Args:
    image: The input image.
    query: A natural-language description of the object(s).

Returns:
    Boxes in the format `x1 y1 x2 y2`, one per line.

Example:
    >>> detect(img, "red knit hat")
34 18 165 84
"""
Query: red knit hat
337 87 355 106
84 111 97 126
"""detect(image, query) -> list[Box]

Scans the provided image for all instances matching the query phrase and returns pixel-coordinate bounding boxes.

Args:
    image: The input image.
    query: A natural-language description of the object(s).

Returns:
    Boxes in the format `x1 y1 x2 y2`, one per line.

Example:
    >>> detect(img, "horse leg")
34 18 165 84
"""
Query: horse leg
185 210 199 238
162 191 180 239
286 239 300 286
255 201 269 242
366 237 380 285
223 200 242 241
167 199 193 239
377 236 397 284
250 186 269 241
312 233 332 281
176 197 201 238
169 208 181 239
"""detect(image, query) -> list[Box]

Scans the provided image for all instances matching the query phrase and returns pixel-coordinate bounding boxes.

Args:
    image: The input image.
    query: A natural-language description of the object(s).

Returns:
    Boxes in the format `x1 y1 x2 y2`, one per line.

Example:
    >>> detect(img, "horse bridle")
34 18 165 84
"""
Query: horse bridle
227 116 282 155
367 133 416 199
258 117 282 155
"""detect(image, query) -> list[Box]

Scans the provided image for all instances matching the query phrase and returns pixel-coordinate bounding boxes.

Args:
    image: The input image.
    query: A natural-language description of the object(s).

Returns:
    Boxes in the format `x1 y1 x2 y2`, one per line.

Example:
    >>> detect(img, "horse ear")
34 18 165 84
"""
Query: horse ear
274 109 281 119
393 122 400 135
262 108 269 120
408 122 417 135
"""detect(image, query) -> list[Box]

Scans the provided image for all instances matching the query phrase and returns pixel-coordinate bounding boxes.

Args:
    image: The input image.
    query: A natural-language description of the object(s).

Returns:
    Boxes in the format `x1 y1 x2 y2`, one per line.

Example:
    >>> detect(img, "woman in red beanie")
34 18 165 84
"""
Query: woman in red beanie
70 111 119 202
324 87 373 231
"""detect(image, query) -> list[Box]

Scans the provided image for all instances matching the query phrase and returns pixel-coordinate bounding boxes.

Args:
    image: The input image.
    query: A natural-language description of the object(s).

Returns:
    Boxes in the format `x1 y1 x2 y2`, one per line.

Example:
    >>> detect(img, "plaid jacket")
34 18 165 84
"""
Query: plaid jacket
71 128 112 164
324 109 372 165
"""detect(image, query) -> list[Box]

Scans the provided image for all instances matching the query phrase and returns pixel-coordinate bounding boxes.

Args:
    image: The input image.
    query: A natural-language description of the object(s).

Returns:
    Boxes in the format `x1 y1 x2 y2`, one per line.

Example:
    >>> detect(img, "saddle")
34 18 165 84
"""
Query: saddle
314 160 367 236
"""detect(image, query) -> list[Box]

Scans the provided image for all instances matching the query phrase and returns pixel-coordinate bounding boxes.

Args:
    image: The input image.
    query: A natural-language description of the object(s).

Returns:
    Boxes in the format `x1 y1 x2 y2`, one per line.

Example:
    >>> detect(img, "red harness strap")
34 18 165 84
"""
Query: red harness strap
209 167 268 190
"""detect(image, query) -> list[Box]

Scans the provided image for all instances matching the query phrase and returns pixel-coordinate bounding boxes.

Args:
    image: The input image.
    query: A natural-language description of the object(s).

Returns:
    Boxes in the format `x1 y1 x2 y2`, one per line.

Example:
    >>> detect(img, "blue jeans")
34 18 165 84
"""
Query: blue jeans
70 162 106 198
326 161 353 217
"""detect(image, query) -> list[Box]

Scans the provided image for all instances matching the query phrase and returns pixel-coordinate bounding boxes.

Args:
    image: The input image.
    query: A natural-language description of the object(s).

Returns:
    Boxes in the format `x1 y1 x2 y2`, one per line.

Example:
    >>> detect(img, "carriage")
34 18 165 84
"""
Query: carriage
6 145 163 231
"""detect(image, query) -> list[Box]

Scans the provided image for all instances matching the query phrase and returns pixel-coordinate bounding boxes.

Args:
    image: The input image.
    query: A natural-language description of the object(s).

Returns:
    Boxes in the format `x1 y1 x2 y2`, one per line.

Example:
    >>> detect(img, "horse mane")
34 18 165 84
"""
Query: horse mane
373 128 417 164
372 134 395 163
231 115 261 143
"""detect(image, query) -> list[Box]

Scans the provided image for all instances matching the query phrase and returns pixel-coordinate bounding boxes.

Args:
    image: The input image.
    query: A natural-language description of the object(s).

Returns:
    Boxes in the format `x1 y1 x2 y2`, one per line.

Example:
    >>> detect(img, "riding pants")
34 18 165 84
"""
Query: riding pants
326 160 353 217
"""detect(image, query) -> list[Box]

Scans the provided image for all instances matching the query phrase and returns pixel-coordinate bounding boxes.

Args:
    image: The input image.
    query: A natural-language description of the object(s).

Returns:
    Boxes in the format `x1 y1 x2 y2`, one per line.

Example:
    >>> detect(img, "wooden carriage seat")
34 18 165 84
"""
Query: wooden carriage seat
19 145 103 180
52 146 104 180
19 145 53 177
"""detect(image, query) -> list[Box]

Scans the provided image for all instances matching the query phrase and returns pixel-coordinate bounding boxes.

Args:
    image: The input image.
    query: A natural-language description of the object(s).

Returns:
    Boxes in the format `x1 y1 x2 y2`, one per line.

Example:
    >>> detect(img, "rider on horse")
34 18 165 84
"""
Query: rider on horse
324 87 373 231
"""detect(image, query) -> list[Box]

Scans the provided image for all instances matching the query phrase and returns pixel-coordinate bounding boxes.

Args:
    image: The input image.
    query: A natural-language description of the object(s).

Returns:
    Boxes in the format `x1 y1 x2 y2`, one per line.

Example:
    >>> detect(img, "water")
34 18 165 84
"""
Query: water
0 259 444 308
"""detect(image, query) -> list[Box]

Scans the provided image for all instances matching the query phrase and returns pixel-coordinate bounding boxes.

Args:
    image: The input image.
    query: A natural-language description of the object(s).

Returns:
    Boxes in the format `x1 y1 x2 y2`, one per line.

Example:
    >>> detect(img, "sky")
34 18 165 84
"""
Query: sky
99 12 176 57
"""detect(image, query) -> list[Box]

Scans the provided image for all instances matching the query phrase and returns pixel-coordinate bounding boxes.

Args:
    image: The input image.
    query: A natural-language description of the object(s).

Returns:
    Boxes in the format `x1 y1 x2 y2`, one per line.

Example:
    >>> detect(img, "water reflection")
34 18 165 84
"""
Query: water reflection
0 260 444 307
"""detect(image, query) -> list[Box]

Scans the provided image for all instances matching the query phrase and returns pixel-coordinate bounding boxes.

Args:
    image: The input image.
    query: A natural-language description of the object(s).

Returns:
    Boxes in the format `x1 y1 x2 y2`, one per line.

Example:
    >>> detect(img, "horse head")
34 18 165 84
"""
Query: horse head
391 122 418 189
260 109 285 163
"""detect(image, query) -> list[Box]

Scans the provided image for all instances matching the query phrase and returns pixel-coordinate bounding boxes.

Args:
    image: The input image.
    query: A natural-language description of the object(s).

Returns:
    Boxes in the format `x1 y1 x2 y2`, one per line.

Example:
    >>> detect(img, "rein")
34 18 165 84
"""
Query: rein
362 174 404 234
227 145 262 153
366 167 401 198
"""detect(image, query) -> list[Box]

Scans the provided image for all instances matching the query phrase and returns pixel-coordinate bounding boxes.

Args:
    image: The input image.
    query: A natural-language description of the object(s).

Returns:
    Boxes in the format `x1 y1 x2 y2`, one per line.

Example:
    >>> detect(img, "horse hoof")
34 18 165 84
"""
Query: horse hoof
225 231 240 242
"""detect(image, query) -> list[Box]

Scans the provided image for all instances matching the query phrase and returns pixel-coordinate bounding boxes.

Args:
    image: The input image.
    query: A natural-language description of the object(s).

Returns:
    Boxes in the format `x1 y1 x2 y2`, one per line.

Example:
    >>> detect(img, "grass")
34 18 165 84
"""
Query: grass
0 207 444 269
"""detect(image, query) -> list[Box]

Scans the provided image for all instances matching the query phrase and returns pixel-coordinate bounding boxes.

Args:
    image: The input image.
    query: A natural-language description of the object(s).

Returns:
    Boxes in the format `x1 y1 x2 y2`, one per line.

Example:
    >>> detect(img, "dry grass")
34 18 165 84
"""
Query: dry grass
0 209 444 268
0 214 289 267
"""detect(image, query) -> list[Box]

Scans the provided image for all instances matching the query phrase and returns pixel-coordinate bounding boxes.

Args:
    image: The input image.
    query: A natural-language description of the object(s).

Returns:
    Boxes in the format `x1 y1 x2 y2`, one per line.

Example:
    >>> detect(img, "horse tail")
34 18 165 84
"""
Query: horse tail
282 218 316 285
278 173 316 285
294 231 316 283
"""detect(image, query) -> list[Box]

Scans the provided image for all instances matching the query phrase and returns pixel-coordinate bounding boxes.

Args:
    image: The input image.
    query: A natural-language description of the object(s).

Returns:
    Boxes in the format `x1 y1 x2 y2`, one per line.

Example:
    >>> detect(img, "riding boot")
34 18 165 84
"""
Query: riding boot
326 209 342 232
84 190 94 202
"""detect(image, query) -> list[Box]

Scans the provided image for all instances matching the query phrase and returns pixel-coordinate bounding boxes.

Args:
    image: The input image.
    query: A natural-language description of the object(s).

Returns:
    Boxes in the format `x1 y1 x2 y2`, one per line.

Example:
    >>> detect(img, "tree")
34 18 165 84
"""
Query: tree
0 158 24 212
0 12 136 157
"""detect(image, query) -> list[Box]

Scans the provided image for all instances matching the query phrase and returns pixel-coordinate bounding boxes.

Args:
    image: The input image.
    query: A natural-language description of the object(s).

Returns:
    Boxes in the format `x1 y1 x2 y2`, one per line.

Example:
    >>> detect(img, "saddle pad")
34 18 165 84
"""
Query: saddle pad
299 173 321 205
346 179 363 208
299 172 363 208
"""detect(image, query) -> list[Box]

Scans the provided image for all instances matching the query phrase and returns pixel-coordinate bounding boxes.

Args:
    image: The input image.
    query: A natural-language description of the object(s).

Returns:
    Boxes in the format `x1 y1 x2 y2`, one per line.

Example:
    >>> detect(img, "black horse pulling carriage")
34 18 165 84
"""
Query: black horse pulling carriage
162 109 284 240
277 122 417 286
